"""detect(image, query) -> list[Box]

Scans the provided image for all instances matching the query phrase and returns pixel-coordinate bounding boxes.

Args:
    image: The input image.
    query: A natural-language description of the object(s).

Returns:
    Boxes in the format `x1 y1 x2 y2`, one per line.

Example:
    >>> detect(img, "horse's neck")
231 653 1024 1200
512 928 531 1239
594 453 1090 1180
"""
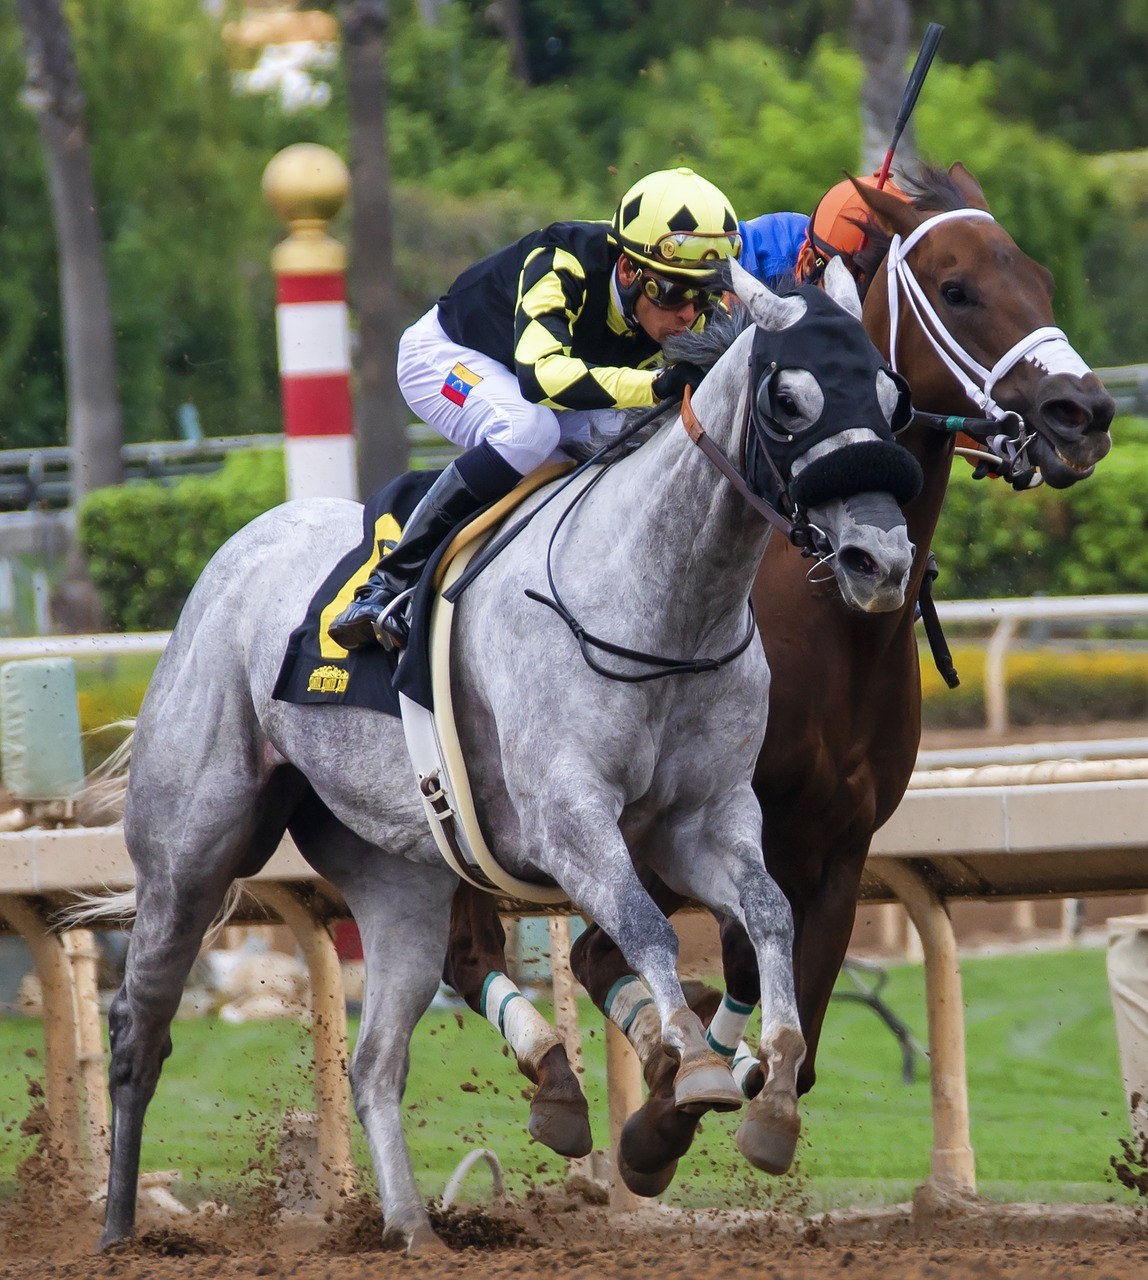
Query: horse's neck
592 371 769 634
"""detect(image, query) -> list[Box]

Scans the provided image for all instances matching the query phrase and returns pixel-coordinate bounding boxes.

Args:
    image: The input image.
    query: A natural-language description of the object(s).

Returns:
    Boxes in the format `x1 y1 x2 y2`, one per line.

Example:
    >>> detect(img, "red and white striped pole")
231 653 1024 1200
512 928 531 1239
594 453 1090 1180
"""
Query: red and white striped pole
262 143 357 500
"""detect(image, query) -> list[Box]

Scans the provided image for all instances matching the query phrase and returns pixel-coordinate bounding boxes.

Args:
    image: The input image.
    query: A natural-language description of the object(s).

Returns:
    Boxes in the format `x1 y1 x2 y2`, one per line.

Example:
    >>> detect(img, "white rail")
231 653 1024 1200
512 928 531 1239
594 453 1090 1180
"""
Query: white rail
934 594 1148 734
4 590 1148 733
0 632 171 662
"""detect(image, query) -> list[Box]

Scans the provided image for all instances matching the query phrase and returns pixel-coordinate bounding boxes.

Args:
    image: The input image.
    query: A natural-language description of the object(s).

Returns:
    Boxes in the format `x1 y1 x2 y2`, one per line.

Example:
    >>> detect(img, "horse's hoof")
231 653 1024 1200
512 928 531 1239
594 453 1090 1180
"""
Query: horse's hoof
529 1095 592 1158
405 1223 448 1255
616 1145 678 1198
673 1058 743 1115
735 1114 800 1174
617 1099 701 1181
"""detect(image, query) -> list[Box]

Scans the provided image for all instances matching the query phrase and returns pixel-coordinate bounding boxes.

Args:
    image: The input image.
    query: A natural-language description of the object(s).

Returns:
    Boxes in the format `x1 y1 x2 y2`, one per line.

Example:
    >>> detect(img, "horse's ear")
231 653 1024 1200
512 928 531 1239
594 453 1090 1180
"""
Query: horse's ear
948 162 991 212
821 256 862 321
728 257 807 331
849 174 922 239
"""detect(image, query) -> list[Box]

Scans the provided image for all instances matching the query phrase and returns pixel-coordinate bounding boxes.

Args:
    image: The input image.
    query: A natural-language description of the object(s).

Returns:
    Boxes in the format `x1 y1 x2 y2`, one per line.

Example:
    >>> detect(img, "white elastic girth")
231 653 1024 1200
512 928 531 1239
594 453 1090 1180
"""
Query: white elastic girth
886 208 1091 422
705 992 756 1058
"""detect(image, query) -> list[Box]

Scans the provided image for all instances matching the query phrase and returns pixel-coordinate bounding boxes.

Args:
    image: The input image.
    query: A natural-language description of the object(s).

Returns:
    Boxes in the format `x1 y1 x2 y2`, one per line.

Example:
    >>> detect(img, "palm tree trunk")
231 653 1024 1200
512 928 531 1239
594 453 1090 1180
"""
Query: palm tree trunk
850 0 915 176
339 0 409 493
16 0 123 507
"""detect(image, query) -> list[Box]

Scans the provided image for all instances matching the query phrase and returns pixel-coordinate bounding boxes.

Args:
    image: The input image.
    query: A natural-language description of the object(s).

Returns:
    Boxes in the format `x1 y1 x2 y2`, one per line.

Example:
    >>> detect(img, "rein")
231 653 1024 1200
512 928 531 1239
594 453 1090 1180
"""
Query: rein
678 385 809 547
443 396 678 604
524 402 759 682
527 381 844 684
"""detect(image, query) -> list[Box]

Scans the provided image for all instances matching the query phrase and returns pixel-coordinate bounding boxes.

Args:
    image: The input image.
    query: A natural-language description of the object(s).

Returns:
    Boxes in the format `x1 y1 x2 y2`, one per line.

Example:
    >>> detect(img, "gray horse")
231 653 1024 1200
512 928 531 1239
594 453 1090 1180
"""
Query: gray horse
90 260 918 1253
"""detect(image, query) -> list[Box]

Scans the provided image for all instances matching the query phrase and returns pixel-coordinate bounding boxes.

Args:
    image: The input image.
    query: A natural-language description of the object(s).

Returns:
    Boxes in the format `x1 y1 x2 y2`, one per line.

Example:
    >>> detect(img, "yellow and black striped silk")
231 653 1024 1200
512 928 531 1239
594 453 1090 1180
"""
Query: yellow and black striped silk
436 220 682 413
514 245 659 410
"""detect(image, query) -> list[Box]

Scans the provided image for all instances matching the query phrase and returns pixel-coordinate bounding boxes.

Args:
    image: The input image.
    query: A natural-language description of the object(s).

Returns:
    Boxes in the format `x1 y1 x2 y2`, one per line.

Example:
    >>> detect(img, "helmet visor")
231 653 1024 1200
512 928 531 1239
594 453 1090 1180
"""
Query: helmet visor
650 229 743 269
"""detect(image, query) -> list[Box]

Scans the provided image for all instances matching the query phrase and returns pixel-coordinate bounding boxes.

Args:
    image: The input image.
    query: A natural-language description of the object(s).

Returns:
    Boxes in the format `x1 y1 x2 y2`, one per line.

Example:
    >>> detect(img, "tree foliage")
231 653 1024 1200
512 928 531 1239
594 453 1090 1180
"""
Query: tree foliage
931 436 1148 600
0 0 1137 458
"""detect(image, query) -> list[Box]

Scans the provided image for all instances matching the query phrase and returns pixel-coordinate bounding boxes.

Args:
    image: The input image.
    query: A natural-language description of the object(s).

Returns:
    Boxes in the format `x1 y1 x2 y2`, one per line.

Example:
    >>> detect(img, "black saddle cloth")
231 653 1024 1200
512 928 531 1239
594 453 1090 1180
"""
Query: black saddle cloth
272 472 456 717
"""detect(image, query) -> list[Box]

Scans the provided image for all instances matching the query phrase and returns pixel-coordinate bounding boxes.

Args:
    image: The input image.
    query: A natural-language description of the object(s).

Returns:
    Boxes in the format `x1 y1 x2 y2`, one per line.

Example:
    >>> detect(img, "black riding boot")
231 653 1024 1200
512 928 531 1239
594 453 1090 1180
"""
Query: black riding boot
328 442 520 652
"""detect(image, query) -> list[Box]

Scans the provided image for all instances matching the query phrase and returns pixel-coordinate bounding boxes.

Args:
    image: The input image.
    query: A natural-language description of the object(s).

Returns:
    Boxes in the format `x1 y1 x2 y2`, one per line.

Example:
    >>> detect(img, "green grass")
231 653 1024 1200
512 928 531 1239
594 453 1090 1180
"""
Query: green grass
0 947 1139 1210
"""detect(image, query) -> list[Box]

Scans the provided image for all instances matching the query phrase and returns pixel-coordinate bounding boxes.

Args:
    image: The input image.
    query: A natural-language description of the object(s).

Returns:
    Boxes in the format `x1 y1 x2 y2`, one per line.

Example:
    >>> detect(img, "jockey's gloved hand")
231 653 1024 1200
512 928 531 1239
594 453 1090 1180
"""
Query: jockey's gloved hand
652 361 707 402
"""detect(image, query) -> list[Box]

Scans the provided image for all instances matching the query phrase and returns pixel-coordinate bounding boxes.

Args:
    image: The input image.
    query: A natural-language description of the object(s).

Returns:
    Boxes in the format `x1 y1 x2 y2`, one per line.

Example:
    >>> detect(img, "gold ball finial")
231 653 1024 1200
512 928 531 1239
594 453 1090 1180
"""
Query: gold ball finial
262 144 350 275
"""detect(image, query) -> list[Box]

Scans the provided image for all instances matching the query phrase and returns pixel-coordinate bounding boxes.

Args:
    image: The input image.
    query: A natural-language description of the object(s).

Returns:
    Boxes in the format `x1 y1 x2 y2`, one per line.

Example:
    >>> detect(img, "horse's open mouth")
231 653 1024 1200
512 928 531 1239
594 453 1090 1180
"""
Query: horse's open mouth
1052 444 1095 477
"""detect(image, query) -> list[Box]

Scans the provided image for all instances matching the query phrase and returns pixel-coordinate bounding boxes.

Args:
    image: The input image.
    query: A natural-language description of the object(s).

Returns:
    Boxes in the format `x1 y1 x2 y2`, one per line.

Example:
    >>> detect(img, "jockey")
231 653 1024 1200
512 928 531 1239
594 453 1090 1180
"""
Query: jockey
738 210 808 290
739 172 911 291
329 166 741 652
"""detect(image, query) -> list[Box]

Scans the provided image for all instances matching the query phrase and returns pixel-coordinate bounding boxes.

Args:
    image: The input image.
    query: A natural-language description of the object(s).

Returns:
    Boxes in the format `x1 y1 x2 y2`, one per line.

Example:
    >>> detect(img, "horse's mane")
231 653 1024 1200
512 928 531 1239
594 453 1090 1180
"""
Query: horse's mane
853 164 978 291
562 284 754 460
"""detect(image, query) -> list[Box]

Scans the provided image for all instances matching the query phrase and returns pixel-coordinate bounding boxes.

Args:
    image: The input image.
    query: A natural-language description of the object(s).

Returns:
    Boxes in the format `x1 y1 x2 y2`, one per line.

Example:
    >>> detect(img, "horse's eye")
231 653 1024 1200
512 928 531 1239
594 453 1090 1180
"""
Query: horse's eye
941 281 970 306
776 392 799 416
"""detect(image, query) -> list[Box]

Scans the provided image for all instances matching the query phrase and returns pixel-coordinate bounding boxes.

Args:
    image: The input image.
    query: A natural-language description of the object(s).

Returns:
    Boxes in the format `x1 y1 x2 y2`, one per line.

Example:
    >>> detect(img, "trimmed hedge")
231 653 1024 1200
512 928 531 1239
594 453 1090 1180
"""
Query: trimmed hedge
921 644 1148 728
76 423 1148 634
929 428 1148 599
79 449 286 631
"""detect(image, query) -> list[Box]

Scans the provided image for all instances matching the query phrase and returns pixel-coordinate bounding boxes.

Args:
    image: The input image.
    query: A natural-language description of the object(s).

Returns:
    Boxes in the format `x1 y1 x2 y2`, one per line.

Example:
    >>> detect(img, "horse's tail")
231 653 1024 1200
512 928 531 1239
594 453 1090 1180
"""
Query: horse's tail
76 720 136 826
57 881 248 948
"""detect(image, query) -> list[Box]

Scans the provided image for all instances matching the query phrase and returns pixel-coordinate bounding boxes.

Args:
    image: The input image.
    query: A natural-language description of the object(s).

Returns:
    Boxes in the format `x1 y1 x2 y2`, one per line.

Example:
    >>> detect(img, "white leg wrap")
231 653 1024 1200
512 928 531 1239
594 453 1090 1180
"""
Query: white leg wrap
705 992 756 1058
731 1041 760 1094
481 972 561 1076
604 975 662 1066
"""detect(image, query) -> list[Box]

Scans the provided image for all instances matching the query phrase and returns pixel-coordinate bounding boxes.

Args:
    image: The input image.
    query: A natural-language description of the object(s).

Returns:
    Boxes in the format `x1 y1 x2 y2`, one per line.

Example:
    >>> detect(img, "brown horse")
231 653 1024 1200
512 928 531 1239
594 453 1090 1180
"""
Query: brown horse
441 163 1116 1181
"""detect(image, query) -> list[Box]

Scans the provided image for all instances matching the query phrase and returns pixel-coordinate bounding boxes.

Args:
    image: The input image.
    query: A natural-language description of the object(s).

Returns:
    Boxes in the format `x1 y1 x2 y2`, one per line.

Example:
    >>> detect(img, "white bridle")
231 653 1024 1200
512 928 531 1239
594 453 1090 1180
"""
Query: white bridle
886 208 1092 422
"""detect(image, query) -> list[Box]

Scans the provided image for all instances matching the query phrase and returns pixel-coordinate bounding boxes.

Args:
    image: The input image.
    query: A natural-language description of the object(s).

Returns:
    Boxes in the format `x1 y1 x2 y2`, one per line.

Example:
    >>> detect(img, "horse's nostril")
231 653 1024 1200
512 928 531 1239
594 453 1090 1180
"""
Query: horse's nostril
839 546 879 578
1043 397 1091 433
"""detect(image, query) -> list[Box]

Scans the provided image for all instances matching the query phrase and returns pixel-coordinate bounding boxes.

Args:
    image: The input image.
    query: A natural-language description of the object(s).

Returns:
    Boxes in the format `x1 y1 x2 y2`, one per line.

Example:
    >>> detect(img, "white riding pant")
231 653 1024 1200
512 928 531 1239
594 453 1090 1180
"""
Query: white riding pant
397 306 625 475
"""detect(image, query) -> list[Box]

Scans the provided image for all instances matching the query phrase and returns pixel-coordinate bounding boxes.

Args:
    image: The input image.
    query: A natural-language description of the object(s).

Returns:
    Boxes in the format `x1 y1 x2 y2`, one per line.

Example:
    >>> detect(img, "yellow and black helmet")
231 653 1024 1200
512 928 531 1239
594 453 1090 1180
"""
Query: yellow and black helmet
612 167 741 281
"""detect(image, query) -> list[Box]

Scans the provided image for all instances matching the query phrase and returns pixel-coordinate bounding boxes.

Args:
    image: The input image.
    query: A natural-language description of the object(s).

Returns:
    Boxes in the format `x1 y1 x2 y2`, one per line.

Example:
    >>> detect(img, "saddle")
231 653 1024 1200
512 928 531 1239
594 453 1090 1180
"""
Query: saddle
272 462 573 903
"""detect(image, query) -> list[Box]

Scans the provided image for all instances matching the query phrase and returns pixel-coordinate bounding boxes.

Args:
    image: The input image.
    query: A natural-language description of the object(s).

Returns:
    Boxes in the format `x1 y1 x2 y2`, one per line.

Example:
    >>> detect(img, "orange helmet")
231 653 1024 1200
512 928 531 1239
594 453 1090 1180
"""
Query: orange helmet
795 171 910 284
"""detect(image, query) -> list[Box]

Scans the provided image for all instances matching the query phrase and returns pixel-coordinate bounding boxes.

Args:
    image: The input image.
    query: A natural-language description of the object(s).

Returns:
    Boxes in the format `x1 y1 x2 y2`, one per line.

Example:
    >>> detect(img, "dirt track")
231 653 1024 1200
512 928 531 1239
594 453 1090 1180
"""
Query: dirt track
3 1185 1146 1280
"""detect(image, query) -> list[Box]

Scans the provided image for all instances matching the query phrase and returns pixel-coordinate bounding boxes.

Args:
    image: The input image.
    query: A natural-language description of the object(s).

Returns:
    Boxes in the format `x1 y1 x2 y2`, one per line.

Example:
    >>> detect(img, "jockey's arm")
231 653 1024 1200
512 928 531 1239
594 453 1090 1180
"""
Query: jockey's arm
512 246 659 411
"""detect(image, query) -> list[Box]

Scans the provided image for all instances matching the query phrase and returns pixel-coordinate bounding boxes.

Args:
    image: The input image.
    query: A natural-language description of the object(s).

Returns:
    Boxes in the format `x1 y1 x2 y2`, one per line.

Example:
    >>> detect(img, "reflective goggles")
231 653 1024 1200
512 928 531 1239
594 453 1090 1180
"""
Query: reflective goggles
640 272 726 312
651 229 743 267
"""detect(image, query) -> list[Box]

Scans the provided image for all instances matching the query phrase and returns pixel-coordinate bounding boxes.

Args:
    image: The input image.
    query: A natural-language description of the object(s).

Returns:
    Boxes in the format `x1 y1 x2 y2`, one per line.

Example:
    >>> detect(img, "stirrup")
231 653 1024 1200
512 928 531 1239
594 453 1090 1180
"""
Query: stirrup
372 587 416 652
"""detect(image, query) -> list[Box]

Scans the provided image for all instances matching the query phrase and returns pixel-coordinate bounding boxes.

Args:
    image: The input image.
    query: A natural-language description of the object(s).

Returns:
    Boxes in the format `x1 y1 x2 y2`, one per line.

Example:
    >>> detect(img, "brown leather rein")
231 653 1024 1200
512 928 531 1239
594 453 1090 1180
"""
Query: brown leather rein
679 384 808 547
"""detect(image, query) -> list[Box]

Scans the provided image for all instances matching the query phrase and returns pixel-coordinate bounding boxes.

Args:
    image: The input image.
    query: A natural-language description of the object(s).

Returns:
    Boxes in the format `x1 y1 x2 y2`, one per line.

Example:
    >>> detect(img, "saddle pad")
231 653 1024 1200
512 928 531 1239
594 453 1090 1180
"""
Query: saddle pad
272 462 574 717
272 471 437 716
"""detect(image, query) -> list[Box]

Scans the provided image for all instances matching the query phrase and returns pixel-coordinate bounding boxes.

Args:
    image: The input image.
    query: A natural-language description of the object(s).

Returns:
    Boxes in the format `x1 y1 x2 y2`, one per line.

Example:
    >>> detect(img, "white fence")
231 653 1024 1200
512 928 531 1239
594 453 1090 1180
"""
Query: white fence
934 594 1148 733
5 590 1148 734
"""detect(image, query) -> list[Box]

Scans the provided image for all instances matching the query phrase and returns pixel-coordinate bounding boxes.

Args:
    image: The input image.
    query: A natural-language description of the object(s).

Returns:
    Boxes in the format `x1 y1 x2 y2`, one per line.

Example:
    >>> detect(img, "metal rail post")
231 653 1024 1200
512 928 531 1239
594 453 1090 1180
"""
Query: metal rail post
604 1019 644 1212
62 927 110 1178
877 860 976 1191
246 883 355 1207
0 895 86 1187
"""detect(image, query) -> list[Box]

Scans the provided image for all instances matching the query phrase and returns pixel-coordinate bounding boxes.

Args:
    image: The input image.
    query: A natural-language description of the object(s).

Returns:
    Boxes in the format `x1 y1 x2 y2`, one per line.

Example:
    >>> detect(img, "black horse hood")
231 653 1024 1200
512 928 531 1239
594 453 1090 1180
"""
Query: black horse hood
746 285 922 511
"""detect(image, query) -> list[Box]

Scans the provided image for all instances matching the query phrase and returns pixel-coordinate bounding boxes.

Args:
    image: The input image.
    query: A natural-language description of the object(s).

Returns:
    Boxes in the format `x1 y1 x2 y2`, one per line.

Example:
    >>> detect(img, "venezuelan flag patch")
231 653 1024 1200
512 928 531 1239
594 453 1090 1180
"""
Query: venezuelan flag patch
441 362 482 406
